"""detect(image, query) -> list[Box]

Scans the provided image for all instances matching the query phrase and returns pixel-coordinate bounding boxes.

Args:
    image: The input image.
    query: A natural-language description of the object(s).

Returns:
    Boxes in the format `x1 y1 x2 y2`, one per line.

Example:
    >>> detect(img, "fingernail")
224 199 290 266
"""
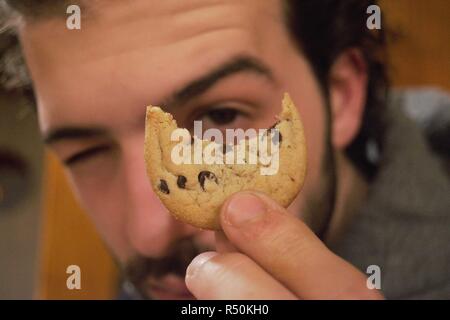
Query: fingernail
186 251 218 279
225 193 267 227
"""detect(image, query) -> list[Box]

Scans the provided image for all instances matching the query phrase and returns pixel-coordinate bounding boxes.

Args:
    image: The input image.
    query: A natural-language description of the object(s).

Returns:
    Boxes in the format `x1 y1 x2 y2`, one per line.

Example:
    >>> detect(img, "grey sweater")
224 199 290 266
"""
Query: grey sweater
332 89 450 299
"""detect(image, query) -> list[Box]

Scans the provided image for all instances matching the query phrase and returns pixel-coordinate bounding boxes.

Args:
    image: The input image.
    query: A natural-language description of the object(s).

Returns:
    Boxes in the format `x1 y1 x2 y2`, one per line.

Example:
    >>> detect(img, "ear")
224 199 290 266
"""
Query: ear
329 48 368 150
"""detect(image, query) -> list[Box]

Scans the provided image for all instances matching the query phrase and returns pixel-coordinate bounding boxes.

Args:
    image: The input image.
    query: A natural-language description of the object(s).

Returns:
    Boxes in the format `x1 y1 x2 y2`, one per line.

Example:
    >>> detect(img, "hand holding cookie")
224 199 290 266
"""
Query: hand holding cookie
185 191 384 300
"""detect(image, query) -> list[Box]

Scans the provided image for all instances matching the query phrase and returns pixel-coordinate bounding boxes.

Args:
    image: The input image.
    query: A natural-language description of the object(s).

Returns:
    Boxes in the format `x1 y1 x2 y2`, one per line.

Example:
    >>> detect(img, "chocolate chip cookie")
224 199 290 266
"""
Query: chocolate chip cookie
144 93 307 230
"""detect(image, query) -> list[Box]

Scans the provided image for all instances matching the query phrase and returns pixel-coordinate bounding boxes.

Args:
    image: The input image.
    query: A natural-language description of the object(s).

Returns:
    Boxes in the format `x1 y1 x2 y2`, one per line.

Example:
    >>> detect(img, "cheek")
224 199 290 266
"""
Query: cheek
275 56 328 217
64 137 192 262
298 90 327 194
288 87 327 218
65 168 132 261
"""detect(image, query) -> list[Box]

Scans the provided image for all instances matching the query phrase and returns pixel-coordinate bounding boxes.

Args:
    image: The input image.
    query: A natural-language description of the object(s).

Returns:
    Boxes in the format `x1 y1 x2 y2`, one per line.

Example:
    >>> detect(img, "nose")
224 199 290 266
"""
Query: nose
121 139 200 257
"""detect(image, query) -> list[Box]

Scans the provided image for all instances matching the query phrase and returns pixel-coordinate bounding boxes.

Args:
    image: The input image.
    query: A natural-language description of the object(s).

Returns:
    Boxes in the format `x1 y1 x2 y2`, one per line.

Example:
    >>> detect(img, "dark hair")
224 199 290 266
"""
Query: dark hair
285 0 389 179
2 0 78 19
1 0 389 179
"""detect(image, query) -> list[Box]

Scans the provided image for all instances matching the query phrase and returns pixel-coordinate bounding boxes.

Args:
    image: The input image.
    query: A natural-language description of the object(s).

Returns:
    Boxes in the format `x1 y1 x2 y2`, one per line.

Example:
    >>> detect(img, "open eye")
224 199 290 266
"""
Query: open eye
197 104 253 128
204 108 239 125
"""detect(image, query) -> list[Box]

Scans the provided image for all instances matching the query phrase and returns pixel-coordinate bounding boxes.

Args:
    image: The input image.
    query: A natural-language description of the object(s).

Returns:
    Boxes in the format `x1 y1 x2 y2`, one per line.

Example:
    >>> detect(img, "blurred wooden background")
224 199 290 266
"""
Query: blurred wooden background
37 153 119 299
37 0 450 299
382 0 450 90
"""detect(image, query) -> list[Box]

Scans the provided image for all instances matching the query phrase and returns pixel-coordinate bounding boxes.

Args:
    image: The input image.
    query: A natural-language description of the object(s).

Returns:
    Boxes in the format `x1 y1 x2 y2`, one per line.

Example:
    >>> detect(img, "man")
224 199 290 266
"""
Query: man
1 0 449 299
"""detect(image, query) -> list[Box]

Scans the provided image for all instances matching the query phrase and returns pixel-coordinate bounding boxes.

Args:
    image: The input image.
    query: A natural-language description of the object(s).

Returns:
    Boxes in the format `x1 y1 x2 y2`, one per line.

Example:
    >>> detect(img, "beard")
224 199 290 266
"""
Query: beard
123 236 211 299
302 139 337 239
301 99 337 239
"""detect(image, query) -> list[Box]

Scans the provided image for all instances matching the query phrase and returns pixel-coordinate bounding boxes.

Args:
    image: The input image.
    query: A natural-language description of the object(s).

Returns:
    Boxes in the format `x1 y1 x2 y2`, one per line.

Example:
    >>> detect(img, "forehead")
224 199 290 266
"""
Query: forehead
19 0 285 131
23 0 281 59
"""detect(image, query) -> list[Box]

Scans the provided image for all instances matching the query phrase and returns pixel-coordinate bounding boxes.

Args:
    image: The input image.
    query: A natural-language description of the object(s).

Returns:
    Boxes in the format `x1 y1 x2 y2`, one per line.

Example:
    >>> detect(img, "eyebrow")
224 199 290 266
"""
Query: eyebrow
43 127 108 145
162 54 274 108
43 55 274 145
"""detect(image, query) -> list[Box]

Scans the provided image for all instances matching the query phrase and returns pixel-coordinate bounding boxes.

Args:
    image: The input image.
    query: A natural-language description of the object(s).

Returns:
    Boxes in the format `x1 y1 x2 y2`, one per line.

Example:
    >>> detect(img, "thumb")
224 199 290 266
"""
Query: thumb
219 191 383 299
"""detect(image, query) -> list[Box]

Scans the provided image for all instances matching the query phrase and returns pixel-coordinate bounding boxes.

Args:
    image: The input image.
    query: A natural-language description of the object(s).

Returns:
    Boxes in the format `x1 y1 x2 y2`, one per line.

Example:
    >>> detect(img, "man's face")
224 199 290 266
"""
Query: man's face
20 0 330 299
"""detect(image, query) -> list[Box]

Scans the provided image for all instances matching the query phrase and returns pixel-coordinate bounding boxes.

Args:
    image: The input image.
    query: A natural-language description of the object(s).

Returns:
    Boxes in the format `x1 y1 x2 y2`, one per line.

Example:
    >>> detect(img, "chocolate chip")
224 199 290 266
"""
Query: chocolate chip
177 175 187 189
158 179 170 194
198 171 218 191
